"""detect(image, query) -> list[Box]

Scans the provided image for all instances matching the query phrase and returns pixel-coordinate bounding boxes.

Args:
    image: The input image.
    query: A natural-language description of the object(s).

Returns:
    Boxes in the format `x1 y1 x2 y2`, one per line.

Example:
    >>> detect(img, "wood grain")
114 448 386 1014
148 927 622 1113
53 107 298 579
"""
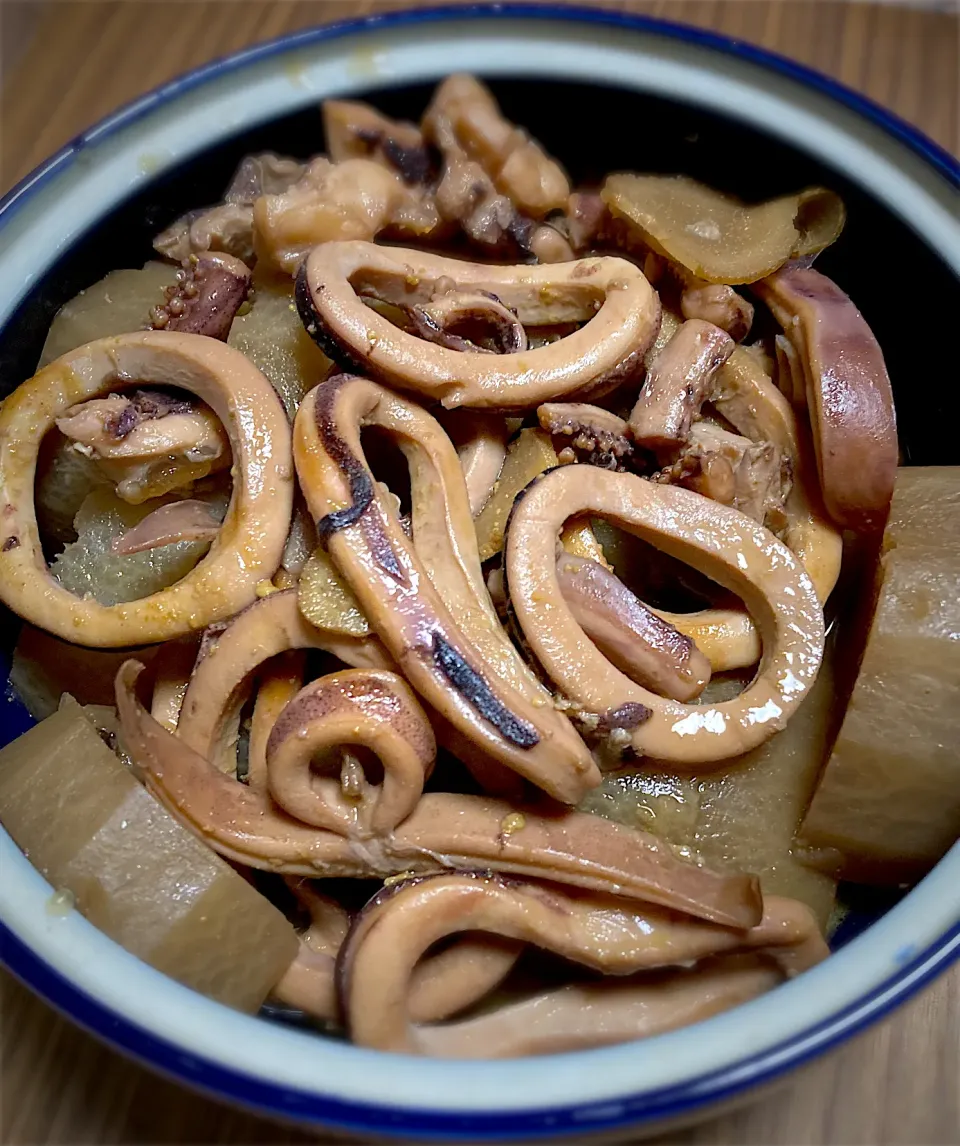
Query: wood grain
0 3 958 1145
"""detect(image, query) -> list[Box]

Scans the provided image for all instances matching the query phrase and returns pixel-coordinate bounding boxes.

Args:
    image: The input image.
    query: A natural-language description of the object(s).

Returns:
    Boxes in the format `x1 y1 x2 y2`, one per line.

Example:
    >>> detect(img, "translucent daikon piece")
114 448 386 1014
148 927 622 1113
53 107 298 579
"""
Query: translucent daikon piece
800 468 960 883
0 697 298 1010
38 263 178 367
49 490 214 605
603 175 844 284
227 272 332 418
581 659 838 928
298 546 370 636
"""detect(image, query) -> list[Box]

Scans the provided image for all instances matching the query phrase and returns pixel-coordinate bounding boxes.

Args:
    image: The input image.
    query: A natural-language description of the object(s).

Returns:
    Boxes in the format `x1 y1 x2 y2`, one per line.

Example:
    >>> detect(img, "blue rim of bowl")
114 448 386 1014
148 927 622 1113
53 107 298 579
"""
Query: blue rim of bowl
0 4 958 1140
3 916 959 1139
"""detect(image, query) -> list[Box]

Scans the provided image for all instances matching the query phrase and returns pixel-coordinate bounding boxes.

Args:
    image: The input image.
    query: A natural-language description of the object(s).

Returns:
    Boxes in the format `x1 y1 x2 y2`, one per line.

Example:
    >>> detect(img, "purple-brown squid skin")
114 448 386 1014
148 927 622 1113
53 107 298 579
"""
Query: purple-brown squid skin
556 552 711 702
151 253 252 341
754 266 897 533
537 403 634 471
505 465 825 765
116 660 761 926
628 319 735 457
337 872 827 1055
292 372 599 805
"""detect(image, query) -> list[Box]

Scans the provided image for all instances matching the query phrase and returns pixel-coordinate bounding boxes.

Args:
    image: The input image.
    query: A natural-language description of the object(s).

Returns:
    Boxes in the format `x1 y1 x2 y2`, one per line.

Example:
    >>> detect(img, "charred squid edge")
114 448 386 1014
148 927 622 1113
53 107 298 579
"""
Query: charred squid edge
431 633 539 749
311 377 376 544
295 261 370 375
310 374 537 748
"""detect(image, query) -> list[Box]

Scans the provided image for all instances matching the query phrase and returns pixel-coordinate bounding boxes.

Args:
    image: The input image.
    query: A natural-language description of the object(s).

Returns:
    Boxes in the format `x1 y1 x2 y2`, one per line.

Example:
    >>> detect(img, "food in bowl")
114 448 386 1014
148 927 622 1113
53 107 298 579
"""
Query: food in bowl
0 73 956 1059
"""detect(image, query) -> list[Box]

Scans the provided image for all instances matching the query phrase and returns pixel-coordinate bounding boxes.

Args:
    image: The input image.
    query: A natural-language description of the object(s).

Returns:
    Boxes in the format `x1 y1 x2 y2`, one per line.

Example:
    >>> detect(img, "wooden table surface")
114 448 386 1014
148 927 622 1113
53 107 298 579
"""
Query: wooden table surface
0 2 958 1144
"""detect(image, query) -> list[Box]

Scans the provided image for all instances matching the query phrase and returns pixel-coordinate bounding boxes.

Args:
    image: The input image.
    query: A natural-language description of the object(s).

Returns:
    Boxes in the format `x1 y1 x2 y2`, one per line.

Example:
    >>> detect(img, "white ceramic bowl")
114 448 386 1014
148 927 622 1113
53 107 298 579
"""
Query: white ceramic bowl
1 6 958 1140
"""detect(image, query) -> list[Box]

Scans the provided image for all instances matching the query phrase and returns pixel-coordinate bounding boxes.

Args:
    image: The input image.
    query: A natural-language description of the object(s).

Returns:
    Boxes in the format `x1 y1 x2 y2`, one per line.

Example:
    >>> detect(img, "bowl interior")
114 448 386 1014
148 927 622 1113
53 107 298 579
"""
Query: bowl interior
0 70 956 1038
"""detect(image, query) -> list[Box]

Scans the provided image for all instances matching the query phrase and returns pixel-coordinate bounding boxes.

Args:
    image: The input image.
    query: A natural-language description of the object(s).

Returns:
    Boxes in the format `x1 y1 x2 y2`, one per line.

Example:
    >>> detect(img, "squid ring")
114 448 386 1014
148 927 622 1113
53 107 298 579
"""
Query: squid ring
272 879 522 1025
296 241 660 409
0 331 293 647
266 669 436 837
293 372 598 804
337 873 828 1054
505 465 824 765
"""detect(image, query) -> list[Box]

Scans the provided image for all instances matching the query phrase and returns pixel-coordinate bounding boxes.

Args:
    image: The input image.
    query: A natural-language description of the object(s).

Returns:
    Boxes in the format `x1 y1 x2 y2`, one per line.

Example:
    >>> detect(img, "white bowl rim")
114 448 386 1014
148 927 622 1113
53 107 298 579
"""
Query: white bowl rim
0 5 958 1140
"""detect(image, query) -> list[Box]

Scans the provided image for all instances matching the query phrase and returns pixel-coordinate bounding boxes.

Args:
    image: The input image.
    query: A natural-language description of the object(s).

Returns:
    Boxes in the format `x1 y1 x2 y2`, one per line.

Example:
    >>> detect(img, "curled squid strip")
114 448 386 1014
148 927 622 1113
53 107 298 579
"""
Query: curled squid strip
111 499 222 556
272 881 351 1021
176 589 390 774
273 879 521 1025
680 282 754 343
116 660 761 925
405 935 522 1025
0 332 293 647
295 241 660 408
293 373 598 804
408 291 528 355
756 266 897 532
266 669 436 837
506 465 824 764
337 873 828 1054
628 319 735 457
